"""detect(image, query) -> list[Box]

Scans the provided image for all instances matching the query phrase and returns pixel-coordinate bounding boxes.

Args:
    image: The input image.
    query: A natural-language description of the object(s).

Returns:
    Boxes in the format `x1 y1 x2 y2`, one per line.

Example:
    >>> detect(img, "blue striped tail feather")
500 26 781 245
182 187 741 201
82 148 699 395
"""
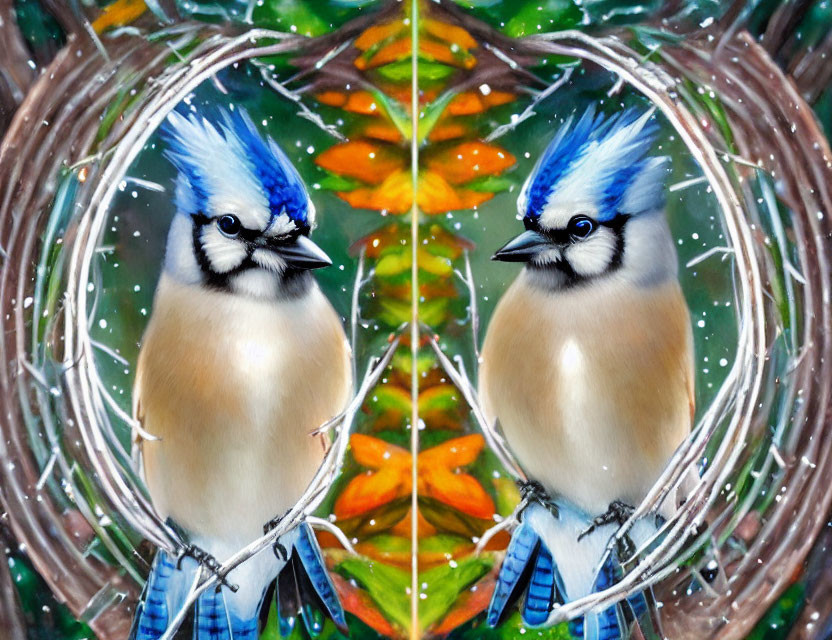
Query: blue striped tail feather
130 550 176 640
192 586 262 640
583 545 625 640
130 547 267 640
487 520 565 628
194 588 232 640
522 541 556 626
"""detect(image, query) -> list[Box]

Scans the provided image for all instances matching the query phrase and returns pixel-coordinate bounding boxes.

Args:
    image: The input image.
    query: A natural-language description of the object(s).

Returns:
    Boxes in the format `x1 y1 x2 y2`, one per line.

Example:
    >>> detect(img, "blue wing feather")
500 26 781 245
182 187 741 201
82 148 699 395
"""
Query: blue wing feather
584 546 625 640
130 550 176 640
486 521 540 627
194 588 232 640
289 522 347 633
522 541 557 626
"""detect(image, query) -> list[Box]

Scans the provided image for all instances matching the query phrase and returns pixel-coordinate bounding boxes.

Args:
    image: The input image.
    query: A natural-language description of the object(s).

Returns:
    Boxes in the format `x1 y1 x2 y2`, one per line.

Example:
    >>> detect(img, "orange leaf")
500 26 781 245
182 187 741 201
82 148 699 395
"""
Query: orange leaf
344 91 384 116
316 141 405 184
352 223 407 257
390 507 437 539
419 40 477 69
428 122 469 142
417 171 491 214
335 467 410 518
349 433 410 468
359 36 412 70
355 21 406 51
447 92 485 116
419 434 485 467
420 467 495 519
483 90 516 109
362 121 403 143
315 91 347 108
92 0 147 32
425 141 515 185
339 169 413 213
422 18 477 49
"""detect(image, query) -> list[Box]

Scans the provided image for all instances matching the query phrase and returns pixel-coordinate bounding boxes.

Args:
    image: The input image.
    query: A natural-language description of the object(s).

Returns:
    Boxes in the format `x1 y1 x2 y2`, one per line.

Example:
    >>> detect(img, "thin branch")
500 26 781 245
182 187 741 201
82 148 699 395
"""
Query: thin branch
474 505 523 556
486 66 574 142
422 329 525 481
306 516 358 555
453 249 480 361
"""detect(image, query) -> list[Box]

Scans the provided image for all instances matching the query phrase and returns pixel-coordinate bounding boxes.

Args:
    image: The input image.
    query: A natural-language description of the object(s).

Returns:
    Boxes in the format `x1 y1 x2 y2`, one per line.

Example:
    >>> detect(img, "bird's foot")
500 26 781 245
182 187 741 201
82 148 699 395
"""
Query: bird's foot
264 511 291 561
578 500 635 541
177 544 238 593
517 480 559 518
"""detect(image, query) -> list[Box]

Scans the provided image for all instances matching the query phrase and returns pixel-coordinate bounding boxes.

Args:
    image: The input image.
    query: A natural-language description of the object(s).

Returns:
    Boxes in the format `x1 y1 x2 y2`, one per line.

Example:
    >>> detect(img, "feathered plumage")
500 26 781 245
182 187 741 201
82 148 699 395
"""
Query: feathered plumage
482 106 693 637
130 108 351 639
518 107 667 227
161 108 313 234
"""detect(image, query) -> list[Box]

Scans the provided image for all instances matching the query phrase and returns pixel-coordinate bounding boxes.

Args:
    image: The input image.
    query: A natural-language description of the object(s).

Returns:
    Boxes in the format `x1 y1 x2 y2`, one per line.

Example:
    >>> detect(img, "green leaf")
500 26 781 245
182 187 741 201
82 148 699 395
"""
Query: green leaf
418 556 493 630
318 173 364 191
746 583 805 640
377 60 456 83
419 298 450 326
252 0 330 36
463 175 515 193
418 91 456 145
335 557 412 631
504 0 583 38
371 385 412 414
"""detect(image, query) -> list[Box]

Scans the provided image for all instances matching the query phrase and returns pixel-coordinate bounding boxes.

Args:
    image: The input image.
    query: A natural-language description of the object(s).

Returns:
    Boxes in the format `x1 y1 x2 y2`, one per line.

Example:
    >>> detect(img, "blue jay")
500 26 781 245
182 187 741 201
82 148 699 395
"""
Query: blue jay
479 107 694 637
129 108 353 639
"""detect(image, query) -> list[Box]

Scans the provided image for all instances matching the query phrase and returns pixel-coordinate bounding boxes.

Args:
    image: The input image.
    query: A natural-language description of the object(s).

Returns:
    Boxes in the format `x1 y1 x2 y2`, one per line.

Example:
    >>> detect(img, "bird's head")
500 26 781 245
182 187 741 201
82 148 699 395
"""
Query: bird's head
160 108 329 299
493 106 676 290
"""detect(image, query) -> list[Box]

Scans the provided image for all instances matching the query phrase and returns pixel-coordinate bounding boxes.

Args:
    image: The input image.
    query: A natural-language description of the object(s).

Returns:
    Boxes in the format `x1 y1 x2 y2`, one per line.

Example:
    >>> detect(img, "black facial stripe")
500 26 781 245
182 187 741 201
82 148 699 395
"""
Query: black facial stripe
191 215 255 290
526 212 630 290
608 220 627 272
525 213 630 244
189 213 311 298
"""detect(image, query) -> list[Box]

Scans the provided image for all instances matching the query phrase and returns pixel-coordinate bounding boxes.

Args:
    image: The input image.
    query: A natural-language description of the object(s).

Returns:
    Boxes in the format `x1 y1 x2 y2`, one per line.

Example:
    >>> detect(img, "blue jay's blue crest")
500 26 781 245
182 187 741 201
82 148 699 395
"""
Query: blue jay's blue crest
518 107 668 228
161 107 314 234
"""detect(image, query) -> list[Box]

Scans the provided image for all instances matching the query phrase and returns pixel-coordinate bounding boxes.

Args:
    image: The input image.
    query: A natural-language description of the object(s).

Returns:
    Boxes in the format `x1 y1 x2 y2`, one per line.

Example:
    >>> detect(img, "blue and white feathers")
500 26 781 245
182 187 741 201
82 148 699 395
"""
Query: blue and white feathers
518 107 667 230
158 108 332 299
161 108 314 236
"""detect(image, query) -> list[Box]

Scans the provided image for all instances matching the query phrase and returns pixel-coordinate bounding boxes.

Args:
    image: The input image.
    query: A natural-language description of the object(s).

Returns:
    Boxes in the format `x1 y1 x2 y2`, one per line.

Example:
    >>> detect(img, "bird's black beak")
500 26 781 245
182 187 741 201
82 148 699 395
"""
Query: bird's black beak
272 235 332 270
492 230 550 262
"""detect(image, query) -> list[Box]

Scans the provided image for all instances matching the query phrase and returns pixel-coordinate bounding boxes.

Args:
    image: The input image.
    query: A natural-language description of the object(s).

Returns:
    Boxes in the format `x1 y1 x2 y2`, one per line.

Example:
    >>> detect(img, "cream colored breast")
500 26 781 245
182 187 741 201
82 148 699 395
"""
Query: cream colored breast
479 271 693 515
135 274 352 545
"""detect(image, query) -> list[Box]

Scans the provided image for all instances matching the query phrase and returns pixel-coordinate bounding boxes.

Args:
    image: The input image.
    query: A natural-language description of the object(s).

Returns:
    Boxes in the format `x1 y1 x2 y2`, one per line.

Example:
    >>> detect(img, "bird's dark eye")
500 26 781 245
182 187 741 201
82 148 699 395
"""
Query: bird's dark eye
567 215 596 240
217 214 241 237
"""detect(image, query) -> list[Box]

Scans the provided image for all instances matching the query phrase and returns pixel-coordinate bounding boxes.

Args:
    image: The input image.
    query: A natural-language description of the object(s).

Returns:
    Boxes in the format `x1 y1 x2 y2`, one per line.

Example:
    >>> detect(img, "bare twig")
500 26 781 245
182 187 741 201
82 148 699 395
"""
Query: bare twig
423 328 525 481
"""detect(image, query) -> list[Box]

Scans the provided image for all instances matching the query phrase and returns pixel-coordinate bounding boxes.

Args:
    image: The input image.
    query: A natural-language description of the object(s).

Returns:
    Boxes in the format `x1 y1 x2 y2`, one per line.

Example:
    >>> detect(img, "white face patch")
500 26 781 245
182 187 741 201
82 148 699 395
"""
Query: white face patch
266 213 298 238
563 227 618 278
251 247 287 274
531 245 563 267
199 224 248 273
230 268 280 299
